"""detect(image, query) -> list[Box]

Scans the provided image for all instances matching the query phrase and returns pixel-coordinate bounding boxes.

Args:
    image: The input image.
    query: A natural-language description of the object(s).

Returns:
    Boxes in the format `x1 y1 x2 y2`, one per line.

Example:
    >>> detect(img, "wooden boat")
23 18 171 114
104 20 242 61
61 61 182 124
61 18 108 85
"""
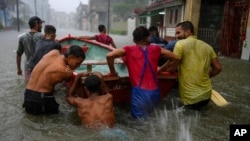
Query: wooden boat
59 35 178 105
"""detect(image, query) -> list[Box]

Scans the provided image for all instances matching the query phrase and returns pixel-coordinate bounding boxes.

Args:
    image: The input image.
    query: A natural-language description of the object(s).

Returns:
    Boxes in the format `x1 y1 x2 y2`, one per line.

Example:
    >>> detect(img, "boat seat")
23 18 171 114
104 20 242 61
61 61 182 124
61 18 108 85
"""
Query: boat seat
81 58 124 72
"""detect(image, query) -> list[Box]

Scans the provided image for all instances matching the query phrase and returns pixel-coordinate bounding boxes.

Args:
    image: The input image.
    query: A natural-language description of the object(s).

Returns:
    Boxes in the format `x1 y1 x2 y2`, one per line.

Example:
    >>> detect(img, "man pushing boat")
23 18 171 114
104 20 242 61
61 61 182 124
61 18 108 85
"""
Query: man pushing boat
106 26 180 119
23 45 85 115
66 71 115 128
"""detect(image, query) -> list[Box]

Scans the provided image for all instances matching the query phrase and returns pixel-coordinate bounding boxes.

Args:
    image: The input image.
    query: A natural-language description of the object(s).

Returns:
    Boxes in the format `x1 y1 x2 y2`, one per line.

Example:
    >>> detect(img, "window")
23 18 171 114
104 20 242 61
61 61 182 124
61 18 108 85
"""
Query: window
174 9 178 23
140 17 146 26
170 10 173 24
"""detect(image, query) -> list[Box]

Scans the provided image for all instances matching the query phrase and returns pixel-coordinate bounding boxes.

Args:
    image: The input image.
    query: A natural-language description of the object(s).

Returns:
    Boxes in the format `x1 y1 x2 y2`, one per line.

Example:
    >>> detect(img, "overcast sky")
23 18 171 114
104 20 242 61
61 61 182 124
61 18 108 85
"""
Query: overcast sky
48 0 88 13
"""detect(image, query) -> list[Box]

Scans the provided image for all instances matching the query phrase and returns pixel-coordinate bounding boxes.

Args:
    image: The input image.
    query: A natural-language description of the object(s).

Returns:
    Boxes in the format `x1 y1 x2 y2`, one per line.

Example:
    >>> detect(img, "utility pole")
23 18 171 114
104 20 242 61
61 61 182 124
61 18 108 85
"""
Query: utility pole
16 0 20 31
34 0 37 16
107 0 110 34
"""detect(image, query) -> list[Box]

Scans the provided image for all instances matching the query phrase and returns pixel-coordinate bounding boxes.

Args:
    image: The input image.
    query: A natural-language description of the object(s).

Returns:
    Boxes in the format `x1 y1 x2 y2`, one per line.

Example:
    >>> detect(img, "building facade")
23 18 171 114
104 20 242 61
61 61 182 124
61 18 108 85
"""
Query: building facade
0 0 50 29
76 3 88 31
137 0 184 41
137 0 250 60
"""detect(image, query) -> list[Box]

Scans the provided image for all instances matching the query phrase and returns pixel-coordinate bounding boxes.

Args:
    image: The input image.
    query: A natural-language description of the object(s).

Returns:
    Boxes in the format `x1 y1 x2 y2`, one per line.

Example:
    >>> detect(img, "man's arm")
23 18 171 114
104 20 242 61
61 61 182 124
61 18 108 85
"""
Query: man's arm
109 37 117 48
209 57 222 78
16 55 22 75
106 48 125 75
111 41 117 49
158 48 180 73
16 39 24 75
77 36 95 40
66 72 89 105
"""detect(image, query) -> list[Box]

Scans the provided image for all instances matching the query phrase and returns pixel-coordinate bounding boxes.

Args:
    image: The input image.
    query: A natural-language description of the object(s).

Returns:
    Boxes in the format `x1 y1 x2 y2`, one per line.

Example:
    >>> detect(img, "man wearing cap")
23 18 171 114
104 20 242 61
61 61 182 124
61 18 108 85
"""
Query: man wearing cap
16 16 45 82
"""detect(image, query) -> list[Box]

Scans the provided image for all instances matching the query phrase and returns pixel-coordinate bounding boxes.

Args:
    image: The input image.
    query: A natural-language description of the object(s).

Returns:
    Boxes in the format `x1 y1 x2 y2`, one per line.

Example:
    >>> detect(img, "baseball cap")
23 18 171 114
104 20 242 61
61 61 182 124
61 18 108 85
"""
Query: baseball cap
28 16 45 25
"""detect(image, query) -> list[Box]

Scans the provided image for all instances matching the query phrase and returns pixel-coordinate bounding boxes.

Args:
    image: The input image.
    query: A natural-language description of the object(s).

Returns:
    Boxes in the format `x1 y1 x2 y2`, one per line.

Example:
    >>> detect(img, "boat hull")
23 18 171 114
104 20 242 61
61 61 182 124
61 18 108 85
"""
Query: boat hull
105 76 176 104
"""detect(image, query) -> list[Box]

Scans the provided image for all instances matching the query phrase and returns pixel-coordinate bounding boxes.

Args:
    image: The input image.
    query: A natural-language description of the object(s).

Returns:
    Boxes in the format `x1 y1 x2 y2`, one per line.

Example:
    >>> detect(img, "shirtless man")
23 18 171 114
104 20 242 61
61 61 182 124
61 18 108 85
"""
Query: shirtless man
23 45 85 115
66 71 115 128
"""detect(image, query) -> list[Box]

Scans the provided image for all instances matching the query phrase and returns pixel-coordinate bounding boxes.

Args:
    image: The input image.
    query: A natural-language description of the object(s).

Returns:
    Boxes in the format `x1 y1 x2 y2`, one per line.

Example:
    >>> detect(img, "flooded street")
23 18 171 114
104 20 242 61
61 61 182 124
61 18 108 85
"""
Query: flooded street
0 29 249 141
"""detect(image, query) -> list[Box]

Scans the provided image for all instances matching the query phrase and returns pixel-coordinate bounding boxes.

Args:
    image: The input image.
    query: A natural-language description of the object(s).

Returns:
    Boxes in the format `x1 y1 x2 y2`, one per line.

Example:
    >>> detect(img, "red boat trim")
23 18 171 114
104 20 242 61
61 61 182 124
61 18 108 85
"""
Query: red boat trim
58 35 115 51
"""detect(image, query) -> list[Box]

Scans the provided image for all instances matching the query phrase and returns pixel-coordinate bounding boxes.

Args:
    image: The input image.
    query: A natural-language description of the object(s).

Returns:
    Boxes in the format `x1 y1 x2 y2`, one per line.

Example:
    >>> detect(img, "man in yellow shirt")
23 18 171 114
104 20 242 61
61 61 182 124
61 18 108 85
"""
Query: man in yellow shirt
160 21 222 110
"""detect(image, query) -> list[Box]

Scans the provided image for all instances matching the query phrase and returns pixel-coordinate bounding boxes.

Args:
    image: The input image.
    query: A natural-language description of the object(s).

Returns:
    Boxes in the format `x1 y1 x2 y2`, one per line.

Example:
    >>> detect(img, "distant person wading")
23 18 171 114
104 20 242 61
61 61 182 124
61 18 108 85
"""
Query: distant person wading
77 25 117 48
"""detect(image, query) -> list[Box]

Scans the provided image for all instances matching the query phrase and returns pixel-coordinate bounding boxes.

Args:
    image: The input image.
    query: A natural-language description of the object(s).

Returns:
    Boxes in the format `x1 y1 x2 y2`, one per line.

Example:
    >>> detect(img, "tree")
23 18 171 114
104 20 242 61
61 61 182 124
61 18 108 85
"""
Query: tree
0 0 7 9
0 0 7 28
113 0 148 21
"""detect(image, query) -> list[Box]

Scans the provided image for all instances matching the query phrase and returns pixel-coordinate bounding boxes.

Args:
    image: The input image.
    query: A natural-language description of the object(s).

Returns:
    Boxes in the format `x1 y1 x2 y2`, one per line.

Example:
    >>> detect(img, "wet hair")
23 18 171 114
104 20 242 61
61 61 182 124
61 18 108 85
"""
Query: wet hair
28 16 44 29
149 25 160 37
64 45 85 60
176 21 194 34
98 25 106 32
85 75 101 94
133 26 150 43
149 25 158 32
29 21 36 29
44 25 56 34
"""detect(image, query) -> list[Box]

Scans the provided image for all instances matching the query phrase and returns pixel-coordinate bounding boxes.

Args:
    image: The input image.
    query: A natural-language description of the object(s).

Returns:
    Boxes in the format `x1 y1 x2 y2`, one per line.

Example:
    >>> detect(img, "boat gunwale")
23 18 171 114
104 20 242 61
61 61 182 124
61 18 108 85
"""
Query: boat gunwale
58 35 115 51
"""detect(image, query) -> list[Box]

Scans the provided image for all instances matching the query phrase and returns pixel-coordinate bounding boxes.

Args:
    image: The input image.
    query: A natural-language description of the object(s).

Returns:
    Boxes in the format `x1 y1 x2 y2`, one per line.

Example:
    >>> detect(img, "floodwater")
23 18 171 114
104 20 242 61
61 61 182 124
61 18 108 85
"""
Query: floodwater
0 29 249 141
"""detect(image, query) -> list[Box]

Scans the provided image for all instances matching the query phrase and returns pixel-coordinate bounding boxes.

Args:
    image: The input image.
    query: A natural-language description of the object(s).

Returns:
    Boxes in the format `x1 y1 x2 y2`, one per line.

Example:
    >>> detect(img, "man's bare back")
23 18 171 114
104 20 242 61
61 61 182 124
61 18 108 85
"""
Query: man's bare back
67 72 115 128
23 45 86 115
69 93 115 128
27 50 72 92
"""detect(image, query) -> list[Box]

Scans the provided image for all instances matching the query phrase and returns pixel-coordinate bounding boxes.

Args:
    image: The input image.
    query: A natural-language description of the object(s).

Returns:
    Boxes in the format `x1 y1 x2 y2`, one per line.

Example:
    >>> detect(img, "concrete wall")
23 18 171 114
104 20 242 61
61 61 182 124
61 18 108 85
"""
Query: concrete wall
184 0 201 35
166 28 175 37
127 18 136 37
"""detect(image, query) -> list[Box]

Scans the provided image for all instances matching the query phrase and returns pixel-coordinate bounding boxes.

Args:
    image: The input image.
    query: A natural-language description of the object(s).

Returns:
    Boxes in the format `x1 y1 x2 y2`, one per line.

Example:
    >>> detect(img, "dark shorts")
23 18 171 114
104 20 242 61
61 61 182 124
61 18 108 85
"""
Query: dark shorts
131 86 160 119
23 89 59 115
185 99 210 110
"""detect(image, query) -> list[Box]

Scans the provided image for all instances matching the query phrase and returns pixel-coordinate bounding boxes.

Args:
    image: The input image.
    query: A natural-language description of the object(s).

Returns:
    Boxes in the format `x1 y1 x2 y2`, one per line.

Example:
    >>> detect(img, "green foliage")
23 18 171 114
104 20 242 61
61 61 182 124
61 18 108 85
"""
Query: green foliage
11 17 26 27
113 0 148 19
110 21 127 35
110 30 127 35
112 21 127 30
0 23 3 29
113 2 131 17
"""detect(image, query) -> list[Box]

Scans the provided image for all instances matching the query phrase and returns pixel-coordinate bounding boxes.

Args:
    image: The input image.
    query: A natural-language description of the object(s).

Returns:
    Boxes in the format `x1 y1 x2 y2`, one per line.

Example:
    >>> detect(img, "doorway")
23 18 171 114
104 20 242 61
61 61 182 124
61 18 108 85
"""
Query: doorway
220 0 250 58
